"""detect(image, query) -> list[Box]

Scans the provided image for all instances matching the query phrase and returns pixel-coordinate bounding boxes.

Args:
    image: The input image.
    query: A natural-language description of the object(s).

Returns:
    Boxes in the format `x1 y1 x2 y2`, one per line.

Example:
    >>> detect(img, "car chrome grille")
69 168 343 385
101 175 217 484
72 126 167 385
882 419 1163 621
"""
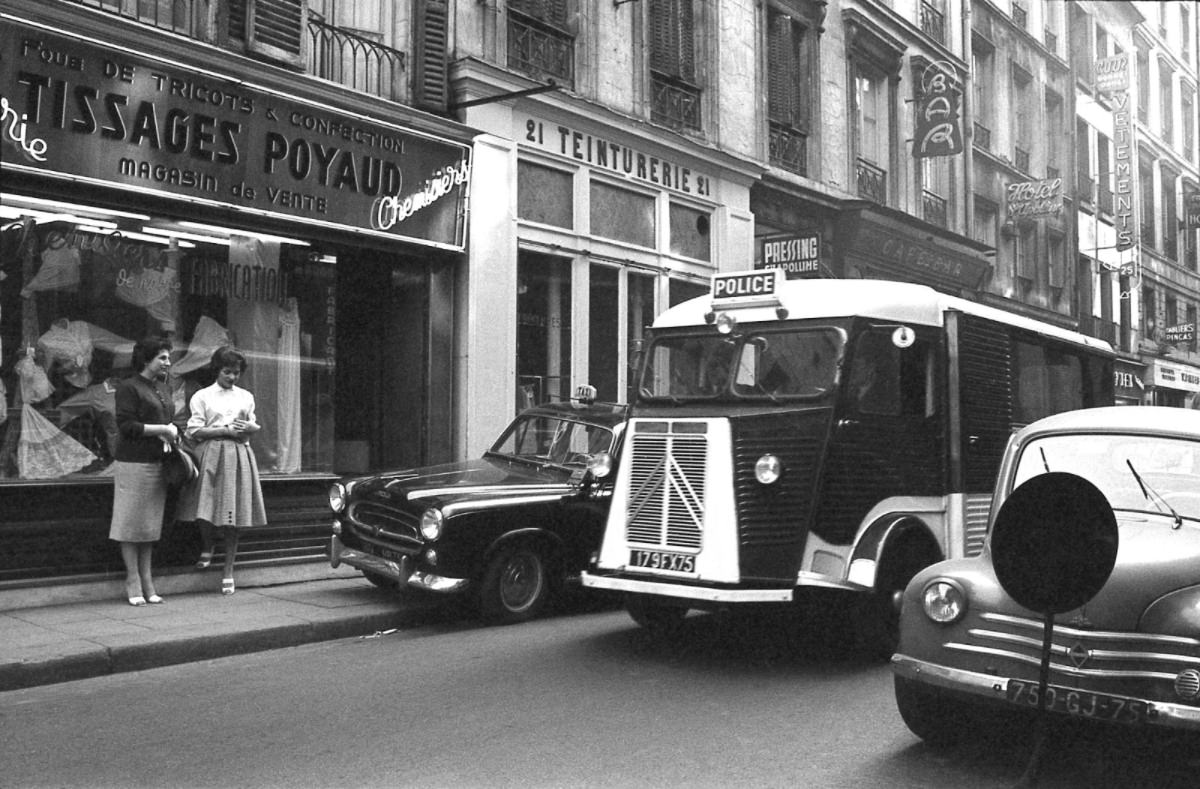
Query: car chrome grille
346 501 421 545
948 612 1200 686
625 421 706 551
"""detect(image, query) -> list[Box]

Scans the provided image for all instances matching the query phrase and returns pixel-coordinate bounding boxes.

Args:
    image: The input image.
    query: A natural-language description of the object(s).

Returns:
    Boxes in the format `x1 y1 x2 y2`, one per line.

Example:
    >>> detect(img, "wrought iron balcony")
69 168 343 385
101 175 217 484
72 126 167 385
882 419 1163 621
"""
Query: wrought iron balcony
973 122 991 152
1012 3 1027 30
308 14 405 101
651 72 702 132
507 11 575 87
1014 146 1030 173
769 122 807 177
919 2 946 45
856 158 887 204
922 190 948 228
1044 30 1058 54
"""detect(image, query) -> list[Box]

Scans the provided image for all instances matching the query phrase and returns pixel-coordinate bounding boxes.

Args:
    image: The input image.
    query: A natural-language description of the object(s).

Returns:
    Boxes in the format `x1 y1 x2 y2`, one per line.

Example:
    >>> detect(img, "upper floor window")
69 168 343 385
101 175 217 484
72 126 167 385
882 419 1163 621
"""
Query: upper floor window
649 0 701 132
1183 87 1197 163
974 197 998 247
920 157 951 229
972 42 995 148
767 6 814 176
919 0 947 45
508 0 576 87
1044 90 1063 173
854 65 888 202
1012 65 1032 172
1161 63 1175 145
1069 5 1091 84
1163 168 1179 261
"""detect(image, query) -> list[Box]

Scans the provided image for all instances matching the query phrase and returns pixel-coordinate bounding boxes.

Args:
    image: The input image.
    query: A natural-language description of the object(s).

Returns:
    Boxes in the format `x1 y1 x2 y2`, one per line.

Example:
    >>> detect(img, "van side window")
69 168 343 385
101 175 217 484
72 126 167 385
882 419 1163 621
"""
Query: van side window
847 330 933 416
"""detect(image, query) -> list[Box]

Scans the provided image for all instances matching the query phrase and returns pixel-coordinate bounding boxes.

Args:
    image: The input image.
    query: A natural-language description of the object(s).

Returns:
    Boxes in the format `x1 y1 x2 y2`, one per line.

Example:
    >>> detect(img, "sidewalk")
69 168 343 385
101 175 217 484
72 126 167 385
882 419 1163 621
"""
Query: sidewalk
0 573 436 693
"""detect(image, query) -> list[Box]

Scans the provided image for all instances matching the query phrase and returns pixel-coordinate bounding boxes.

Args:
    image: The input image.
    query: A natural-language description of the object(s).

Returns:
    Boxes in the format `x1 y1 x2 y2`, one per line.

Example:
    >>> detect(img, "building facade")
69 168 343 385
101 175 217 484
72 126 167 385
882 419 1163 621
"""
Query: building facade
0 0 474 594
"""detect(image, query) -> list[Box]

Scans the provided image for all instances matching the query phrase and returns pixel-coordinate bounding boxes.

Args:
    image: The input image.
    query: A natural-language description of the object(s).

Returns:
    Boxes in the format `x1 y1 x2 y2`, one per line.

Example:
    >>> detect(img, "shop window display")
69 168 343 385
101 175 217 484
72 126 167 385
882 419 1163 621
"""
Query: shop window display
0 207 336 481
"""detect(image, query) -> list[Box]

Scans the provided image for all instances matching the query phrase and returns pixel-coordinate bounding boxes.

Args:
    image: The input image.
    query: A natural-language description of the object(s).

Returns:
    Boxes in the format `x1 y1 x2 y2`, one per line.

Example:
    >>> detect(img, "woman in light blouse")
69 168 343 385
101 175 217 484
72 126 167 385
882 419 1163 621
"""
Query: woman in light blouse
178 346 267 594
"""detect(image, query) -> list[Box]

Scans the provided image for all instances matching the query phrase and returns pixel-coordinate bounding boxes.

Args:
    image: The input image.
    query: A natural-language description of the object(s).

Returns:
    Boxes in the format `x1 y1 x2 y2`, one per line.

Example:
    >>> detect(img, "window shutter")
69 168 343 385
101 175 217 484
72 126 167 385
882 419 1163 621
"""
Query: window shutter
415 0 450 113
767 13 795 125
649 0 672 74
678 0 695 82
222 0 305 68
247 0 307 68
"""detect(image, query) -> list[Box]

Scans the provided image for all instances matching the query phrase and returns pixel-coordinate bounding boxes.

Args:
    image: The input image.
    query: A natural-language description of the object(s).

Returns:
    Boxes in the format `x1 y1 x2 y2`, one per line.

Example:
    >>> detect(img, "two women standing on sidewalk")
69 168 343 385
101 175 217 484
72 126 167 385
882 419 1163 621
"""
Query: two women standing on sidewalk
178 347 268 595
110 337 180 606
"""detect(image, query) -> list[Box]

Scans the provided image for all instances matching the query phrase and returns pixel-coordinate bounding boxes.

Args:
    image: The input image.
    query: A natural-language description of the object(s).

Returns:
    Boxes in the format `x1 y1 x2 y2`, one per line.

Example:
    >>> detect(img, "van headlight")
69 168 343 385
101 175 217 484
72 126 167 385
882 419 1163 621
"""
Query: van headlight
329 482 347 513
754 454 782 485
420 508 444 541
922 579 967 624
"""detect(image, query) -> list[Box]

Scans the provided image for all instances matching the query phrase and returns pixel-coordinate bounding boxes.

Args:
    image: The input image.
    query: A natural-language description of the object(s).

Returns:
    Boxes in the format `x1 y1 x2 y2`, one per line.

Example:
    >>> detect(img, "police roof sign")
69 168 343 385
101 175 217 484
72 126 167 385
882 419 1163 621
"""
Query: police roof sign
712 269 784 308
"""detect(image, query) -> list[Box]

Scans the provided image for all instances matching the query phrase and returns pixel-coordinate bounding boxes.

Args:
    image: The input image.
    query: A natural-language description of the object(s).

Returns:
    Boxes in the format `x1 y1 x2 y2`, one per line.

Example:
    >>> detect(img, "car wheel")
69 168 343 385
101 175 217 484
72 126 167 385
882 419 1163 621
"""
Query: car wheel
362 570 399 591
479 546 550 624
894 675 973 746
626 593 688 637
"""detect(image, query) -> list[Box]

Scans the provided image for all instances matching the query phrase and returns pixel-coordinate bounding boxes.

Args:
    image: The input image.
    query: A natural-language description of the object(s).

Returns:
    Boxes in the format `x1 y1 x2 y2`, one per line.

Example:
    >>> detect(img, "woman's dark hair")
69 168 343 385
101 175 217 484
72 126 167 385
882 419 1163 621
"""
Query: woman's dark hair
131 336 172 372
210 346 248 374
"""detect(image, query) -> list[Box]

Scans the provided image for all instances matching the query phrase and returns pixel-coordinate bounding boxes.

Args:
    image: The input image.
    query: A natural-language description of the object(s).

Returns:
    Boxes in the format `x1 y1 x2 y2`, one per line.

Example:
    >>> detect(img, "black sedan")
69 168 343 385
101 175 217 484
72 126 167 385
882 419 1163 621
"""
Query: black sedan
328 396 625 623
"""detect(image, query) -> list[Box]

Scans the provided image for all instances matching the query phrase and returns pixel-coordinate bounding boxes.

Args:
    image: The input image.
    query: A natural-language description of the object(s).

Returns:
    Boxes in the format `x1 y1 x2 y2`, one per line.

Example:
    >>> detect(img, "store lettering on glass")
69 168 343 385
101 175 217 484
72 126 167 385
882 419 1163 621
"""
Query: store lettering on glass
370 159 470 231
185 258 293 305
0 95 49 162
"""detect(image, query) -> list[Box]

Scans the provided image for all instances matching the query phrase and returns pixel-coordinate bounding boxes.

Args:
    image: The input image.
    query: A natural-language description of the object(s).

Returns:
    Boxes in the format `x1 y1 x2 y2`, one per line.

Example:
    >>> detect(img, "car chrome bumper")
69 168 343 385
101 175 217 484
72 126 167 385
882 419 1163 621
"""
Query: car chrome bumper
580 571 794 603
891 653 1200 732
329 536 469 595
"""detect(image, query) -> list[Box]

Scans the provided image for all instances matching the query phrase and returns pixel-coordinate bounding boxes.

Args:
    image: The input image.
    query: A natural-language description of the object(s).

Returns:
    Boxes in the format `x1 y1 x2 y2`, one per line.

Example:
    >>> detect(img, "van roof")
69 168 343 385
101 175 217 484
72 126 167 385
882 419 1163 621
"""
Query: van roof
654 278 1113 353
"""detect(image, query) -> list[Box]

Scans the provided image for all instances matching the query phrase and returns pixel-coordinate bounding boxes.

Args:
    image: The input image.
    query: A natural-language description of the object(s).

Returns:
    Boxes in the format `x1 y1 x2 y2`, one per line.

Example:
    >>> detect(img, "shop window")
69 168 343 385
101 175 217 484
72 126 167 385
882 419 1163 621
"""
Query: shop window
590 180 655 248
519 160 574 229
589 265 619 402
627 271 657 403
0 203 336 482
516 253 572 411
668 202 711 262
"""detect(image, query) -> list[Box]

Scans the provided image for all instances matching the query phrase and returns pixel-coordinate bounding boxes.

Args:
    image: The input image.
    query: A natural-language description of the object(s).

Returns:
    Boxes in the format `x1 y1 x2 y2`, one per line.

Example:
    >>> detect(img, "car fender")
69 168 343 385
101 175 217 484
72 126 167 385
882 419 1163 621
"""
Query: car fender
480 527 568 576
1140 585 1200 638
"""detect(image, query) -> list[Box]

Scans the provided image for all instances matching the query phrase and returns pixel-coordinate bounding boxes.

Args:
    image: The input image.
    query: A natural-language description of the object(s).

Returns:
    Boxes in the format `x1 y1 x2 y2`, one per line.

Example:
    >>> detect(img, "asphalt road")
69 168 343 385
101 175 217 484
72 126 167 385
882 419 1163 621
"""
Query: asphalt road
3 597 1199 789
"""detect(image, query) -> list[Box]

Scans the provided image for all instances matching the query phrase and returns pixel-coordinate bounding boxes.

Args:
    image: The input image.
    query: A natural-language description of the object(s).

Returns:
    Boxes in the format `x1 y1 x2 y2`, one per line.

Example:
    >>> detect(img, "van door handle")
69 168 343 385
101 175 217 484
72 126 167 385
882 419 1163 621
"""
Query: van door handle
968 435 980 446
838 419 860 429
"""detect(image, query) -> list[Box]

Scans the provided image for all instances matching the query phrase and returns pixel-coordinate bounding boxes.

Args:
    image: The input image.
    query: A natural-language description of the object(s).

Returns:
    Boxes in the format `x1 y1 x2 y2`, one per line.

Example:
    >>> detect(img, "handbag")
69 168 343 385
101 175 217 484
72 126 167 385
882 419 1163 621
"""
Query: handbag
163 440 199 487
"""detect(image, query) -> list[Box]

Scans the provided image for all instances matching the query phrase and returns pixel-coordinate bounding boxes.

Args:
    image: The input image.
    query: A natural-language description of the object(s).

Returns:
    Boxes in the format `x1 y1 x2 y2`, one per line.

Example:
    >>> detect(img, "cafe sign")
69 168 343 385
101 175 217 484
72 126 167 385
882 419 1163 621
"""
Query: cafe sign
0 20 471 250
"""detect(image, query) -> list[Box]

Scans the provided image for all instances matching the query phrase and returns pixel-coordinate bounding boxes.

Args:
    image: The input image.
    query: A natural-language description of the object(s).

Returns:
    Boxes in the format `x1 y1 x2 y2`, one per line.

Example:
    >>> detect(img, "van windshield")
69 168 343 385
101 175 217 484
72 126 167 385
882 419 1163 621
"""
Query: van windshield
638 328 844 402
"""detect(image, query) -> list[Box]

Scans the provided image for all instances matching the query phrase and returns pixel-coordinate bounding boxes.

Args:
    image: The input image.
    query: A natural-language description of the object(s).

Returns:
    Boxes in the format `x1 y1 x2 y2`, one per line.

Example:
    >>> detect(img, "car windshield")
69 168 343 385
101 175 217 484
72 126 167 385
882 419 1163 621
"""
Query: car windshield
638 328 844 402
1012 433 1200 521
489 414 613 468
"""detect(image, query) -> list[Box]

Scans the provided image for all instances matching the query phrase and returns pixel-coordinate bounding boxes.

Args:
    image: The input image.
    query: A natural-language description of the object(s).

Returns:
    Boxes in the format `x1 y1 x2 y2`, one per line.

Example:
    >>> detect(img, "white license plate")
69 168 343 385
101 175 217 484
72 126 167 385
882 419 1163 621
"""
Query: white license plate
629 549 695 573
1006 680 1148 725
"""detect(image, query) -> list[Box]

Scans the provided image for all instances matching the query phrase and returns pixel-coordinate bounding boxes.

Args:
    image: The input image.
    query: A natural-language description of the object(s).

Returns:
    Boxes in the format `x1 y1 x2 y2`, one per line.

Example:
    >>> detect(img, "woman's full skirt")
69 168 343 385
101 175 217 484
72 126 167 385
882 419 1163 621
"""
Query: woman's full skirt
177 439 267 529
109 461 168 542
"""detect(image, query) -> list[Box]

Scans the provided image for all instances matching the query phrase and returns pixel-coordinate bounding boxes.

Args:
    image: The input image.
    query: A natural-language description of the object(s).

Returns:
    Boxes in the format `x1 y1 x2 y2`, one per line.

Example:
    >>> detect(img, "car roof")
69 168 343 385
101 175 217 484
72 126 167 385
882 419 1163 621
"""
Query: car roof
1015 406 1200 440
517 401 627 428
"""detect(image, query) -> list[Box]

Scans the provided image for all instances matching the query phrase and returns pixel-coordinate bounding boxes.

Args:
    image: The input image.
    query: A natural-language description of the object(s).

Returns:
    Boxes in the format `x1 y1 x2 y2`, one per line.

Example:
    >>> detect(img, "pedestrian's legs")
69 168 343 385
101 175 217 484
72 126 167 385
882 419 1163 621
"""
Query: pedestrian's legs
137 543 157 599
196 520 215 568
221 527 239 595
119 542 143 603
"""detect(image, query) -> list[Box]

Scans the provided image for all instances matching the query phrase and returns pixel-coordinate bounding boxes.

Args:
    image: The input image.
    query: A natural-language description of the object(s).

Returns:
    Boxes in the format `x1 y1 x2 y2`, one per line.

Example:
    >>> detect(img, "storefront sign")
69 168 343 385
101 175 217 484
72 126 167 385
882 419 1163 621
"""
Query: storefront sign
1162 322 1196 344
848 219 990 290
1095 54 1130 94
913 64 963 158
0 21 471 250
1110 75 1136 253
755 232 822 278
1006 178 1063 218
1113 364 1144 401
1151 360 1200 392
516 113 714 198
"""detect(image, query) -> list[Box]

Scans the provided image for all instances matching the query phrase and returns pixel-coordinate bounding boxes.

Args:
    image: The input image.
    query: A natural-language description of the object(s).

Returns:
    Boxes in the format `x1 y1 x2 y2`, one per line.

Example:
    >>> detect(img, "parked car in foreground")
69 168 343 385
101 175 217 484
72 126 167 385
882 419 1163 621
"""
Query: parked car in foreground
328 391 625 623
892 406 1200 743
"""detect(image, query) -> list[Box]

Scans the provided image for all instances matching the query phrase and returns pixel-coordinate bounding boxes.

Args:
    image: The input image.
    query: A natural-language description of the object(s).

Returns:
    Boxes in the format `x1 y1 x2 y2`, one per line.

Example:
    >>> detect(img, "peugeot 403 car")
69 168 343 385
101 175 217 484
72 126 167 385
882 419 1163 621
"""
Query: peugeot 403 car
892 406 1200 743
328 391 625 623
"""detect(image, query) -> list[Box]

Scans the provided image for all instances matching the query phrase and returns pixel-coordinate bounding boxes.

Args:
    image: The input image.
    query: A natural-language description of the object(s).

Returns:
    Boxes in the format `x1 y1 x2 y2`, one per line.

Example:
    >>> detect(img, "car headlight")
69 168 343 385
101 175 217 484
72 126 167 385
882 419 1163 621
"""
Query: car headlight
420 508 444 541
586 451 614 480
922 579 967 624
329 482 347 513
754 454 782 485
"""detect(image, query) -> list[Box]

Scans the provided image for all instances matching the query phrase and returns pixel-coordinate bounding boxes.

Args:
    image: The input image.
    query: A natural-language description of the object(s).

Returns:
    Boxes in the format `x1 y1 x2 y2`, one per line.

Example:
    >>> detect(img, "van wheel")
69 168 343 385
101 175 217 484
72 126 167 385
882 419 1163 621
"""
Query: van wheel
479 546 550 624
858 539 936 661
626 594 688 637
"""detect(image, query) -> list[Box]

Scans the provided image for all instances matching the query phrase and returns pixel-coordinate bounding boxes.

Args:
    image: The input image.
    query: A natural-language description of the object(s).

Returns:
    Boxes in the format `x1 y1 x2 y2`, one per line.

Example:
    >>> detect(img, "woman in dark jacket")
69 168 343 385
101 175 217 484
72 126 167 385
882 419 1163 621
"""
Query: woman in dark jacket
110 336 179 606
